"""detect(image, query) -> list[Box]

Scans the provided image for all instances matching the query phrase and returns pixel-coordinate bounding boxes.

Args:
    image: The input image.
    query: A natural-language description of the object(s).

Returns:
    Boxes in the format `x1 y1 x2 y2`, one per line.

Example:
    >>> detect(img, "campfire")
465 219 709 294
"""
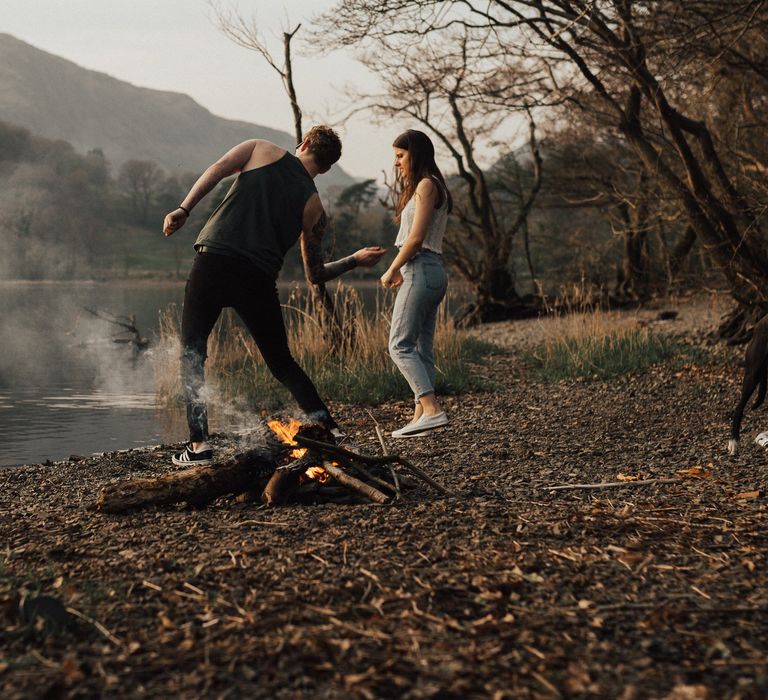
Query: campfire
248 418 451 506
267 419 306 459
267 419 332 485
261 419 403 505
94 418 449 513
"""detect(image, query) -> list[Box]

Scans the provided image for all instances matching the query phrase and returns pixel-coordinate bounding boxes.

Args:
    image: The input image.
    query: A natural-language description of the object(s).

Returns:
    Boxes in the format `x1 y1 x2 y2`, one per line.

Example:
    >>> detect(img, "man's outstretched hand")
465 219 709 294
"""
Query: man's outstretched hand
353 246 387 267
163 208 189 237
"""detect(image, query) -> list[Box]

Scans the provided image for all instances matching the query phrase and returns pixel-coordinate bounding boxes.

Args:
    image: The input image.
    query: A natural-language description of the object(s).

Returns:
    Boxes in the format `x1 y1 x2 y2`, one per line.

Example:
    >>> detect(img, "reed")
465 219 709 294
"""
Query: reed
154 284 492 415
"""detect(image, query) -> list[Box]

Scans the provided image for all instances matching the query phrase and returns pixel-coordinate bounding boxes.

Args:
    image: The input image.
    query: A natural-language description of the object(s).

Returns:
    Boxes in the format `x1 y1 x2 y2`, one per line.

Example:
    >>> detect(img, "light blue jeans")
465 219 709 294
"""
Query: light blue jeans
388 250 448 401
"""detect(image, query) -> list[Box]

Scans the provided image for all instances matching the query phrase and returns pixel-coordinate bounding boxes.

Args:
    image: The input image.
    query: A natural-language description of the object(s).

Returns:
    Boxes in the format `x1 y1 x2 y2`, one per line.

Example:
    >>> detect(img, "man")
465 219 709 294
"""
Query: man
163 126 386 465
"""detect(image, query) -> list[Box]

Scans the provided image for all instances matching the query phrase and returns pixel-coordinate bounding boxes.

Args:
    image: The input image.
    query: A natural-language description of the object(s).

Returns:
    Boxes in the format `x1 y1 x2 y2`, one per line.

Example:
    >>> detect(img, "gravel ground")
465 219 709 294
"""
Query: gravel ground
1 294 767 699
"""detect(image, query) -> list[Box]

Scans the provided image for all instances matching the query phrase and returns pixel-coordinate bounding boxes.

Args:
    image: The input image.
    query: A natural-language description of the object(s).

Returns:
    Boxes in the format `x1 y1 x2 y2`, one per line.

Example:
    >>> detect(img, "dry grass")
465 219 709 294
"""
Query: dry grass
153 284 493 422
525 308 701 381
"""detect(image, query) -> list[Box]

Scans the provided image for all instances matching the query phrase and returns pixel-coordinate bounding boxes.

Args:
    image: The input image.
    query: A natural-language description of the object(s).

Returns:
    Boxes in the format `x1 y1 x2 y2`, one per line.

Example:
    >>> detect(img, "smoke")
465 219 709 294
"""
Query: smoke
0 282 161 399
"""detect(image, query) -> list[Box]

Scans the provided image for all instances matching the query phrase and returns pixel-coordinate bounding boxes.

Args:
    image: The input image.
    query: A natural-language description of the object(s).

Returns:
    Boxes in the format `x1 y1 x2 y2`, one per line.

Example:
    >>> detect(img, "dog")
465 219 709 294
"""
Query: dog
729 315 768 455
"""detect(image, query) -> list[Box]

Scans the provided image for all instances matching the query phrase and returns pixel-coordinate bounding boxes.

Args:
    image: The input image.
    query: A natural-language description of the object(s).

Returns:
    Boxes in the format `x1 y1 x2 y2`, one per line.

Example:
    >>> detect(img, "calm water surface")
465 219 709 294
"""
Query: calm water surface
0 281 185 466
0 279 390 467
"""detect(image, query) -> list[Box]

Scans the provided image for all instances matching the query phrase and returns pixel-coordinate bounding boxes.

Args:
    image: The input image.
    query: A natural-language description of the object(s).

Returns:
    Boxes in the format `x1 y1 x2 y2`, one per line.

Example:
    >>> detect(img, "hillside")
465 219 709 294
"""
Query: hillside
0 33 354 189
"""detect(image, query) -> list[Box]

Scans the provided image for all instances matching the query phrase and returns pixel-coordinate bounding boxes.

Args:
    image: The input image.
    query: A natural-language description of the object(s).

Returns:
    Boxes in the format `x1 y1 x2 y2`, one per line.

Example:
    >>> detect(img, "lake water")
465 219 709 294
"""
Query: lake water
0 279 403 467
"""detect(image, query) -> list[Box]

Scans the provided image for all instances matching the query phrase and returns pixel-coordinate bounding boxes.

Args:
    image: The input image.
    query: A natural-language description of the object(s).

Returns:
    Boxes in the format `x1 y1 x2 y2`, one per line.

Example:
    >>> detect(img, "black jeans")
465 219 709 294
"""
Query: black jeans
180 252 335 441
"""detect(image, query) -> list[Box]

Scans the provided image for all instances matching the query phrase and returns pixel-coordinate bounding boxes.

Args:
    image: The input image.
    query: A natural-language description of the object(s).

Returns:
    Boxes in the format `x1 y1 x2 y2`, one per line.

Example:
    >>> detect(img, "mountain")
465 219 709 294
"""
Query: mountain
0 33 354 189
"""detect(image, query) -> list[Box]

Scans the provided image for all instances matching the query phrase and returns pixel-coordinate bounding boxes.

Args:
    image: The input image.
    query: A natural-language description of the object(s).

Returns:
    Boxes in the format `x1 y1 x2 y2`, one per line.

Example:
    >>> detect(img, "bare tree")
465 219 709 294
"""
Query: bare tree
213 4 304 145
344 33 546 320
321 0 768 337
212 4 347 340
118 159 162 224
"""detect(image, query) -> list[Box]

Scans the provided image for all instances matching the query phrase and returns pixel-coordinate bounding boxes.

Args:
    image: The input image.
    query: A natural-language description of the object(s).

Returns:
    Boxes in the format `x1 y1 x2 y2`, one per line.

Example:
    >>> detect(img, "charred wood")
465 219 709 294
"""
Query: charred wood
262 454 318 506
93 446 278 513
293 435 451 497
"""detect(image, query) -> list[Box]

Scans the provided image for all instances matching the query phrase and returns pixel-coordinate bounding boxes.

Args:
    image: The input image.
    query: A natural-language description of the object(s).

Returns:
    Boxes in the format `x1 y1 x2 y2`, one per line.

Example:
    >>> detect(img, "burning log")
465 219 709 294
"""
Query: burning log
293 435 451 497
321 461 389 504
262 453 321 506
93 446 278 513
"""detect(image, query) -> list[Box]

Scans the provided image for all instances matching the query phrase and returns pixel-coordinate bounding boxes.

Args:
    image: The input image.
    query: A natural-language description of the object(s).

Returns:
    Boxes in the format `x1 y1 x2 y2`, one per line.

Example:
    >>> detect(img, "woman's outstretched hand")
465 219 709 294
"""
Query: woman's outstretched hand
381 268 403 288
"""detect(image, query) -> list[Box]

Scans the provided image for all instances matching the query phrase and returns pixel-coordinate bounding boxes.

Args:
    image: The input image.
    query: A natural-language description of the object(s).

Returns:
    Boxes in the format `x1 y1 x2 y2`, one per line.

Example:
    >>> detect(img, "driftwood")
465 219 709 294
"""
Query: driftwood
83 306 149 352
93 446 279 513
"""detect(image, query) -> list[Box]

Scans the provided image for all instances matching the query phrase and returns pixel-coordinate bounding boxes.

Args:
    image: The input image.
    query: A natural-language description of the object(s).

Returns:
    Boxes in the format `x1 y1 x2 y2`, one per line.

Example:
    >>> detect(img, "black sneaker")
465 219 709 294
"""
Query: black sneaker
172 443 213 466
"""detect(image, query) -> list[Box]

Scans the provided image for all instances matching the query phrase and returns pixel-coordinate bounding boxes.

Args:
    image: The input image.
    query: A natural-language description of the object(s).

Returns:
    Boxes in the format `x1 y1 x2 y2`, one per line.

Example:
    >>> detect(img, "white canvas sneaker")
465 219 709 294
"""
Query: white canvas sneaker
391 411 448 438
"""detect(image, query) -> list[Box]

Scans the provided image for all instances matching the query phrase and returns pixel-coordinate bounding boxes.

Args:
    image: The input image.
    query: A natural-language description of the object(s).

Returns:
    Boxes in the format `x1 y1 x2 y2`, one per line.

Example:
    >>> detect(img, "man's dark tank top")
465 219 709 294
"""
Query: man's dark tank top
194 152 317 279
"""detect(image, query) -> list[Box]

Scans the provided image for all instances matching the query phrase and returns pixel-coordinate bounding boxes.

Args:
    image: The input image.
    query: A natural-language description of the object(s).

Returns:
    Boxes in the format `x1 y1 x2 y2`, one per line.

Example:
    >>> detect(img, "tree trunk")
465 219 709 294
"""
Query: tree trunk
669 225 697 278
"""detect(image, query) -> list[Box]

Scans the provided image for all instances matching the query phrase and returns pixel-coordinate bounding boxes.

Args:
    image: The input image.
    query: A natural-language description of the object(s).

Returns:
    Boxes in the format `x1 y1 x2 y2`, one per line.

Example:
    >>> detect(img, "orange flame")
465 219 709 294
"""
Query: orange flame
267 420 338 483
267 418 307 459
305 466 330 483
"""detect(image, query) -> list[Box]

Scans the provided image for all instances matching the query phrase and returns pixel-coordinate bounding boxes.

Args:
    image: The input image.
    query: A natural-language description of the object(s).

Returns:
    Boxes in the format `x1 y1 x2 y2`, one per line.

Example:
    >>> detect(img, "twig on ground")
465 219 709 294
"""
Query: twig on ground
546 478 682 492
66 606 123 647
367 409 400 498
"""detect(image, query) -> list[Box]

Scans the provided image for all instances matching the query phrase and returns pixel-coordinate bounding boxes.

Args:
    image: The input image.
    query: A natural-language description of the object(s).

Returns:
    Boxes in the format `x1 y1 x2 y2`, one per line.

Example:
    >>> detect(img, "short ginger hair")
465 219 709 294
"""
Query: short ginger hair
303 125 342 172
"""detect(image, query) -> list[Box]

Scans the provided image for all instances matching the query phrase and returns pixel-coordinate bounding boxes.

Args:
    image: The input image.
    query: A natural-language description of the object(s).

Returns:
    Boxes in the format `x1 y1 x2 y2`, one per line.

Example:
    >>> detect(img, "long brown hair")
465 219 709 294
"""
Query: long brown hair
392 129 452 221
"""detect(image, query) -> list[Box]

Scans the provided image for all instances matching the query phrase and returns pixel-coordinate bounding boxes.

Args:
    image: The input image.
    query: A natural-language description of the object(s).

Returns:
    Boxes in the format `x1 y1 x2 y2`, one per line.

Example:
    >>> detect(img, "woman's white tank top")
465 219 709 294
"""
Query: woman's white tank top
394 176 449 254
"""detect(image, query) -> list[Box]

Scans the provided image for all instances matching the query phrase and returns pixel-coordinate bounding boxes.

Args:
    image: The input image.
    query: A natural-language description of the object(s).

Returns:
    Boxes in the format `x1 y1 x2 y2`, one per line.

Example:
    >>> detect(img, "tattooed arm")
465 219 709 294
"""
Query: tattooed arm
301 194 387 283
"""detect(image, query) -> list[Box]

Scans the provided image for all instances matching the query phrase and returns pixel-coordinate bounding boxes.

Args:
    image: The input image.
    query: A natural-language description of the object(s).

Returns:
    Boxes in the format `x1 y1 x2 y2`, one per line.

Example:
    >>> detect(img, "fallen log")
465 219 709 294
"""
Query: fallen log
93 446 279 513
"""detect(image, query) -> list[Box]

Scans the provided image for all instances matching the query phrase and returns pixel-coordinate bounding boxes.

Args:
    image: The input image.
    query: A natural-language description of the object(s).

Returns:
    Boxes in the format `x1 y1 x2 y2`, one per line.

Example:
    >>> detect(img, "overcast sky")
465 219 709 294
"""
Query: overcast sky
1 0 403 181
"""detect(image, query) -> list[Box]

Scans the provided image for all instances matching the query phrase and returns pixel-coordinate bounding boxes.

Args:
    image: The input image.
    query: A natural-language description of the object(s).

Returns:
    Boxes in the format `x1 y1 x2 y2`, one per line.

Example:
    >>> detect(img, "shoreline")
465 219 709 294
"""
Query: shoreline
0 276 388 288
2 296 766 698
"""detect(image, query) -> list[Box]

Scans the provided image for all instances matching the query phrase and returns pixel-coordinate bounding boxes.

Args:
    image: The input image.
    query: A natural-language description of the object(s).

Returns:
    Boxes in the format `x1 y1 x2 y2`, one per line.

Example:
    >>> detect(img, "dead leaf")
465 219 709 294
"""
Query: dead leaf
565 661 591 694
662 684 710 700
678 466 712 479
60 656 84 685
617 551 647 569
735 490 761 500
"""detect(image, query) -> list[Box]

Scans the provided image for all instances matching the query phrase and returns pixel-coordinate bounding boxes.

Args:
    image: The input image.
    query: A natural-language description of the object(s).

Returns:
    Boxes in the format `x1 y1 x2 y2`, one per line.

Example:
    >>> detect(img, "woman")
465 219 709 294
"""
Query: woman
381 129 452 438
